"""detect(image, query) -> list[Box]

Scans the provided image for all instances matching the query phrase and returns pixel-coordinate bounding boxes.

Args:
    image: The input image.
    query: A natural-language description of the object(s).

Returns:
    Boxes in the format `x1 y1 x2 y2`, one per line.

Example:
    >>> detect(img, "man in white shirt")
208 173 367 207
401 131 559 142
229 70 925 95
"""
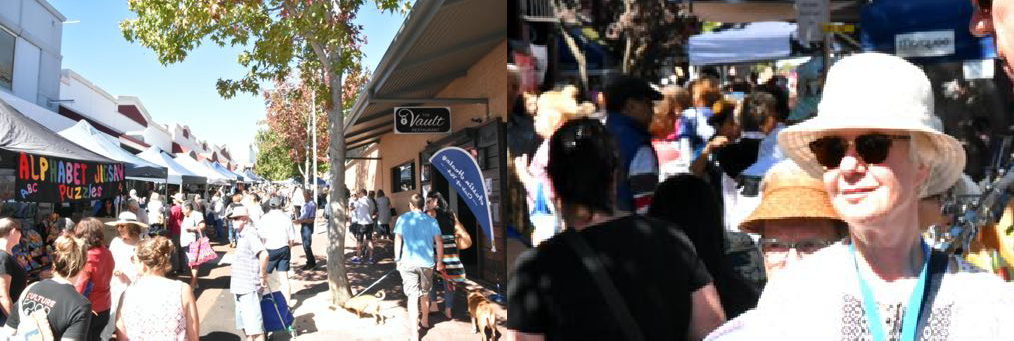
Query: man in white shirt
350 189 375 264
257 197 296 303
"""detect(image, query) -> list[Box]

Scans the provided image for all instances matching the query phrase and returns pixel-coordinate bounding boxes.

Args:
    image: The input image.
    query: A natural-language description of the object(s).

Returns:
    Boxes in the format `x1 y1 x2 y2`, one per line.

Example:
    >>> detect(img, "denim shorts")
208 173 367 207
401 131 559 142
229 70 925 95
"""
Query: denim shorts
234 291 265 335
266 247 291 272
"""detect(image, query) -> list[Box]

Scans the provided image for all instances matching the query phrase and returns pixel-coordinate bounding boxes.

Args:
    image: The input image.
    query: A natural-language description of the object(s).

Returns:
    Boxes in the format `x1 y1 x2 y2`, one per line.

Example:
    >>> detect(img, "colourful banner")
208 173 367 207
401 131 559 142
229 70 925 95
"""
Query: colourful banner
15 152 125 203
429 147 496 252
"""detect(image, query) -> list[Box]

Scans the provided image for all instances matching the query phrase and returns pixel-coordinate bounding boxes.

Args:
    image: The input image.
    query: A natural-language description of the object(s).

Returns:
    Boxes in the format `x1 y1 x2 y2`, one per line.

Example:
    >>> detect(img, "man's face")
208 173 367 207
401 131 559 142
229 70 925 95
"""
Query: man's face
182 206 191 216
624 98 654 130
760 218 840 277
970 0 1014 81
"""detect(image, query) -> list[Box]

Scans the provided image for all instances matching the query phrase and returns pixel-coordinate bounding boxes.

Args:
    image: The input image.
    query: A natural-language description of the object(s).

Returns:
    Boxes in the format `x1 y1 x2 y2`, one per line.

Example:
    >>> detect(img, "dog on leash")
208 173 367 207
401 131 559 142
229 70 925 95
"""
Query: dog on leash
342 290 387 324
467 289 497 341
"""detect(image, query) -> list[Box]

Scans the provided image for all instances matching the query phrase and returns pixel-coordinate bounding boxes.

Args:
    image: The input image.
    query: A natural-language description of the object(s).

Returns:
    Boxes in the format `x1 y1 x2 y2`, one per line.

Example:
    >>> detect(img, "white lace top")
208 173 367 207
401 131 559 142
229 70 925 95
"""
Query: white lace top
706 241 1014 340
119 276 188 340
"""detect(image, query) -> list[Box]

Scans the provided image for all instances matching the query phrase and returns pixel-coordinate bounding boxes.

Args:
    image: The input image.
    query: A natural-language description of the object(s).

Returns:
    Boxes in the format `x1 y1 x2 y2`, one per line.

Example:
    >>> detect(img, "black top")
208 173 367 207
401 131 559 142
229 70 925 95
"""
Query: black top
6 279 92 339
506 215 713 340
0 250 26 320
714 137 762 179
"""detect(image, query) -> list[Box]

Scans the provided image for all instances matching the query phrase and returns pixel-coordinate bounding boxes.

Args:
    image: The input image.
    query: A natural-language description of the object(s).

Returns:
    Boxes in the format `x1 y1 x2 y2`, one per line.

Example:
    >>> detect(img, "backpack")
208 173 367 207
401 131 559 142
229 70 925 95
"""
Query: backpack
12 282 55 341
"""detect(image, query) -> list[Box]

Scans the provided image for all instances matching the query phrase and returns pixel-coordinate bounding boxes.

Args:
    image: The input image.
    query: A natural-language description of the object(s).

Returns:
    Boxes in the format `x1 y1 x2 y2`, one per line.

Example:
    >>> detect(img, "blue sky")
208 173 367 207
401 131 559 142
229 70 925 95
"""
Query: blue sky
49 1 406 164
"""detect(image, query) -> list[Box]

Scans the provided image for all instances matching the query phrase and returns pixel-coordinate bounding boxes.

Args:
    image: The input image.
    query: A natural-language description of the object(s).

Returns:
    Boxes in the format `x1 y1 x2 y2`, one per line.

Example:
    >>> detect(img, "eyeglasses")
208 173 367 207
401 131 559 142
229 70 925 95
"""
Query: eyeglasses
759 238 835 255
975 0 992 13
808 134 910 169
229 217 244 221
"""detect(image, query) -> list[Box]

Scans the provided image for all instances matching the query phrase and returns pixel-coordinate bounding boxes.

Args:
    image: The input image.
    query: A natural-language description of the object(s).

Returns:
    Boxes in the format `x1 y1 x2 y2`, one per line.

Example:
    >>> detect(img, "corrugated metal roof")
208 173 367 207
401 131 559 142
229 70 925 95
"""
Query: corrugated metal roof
343 0 507 150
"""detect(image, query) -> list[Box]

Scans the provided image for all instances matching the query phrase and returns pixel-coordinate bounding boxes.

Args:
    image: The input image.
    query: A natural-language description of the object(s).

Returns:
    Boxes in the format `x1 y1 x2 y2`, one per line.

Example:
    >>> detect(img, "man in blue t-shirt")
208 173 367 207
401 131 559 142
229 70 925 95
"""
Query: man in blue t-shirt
394 193 443 340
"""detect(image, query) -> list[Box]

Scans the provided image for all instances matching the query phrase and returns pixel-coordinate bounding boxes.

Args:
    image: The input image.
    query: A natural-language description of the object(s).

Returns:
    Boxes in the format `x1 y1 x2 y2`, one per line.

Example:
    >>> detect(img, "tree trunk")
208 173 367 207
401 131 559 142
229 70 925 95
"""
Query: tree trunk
325 67 352 308
551 0 589 94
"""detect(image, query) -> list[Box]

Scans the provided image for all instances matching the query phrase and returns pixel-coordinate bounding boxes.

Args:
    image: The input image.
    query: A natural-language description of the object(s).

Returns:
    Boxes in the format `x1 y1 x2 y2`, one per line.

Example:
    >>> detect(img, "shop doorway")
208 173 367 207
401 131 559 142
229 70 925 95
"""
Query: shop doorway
428 165 480 276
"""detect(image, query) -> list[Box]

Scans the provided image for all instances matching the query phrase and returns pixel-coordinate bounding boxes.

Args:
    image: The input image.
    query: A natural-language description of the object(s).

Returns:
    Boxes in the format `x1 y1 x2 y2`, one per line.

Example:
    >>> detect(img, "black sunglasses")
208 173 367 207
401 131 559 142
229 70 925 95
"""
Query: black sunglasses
976 0 992 13
759 238 834 255
808 133 911 169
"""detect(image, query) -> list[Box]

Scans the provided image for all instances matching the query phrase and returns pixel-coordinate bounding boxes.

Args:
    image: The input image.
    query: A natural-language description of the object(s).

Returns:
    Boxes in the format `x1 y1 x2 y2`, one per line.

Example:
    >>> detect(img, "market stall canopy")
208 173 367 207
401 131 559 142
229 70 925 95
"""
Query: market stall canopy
244 170 265 183
860 0 995 63
58 121 168 181
203 160 239 182
174 154 229 185
689 22 797 65
138 147 206 185
688 0 863 23
343 0 507 151
0 96 125 203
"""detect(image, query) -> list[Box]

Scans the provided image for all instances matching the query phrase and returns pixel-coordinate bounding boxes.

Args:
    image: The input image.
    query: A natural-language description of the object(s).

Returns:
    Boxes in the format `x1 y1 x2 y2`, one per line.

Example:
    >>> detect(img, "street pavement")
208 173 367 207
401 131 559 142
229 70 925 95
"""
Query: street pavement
192 215 508 340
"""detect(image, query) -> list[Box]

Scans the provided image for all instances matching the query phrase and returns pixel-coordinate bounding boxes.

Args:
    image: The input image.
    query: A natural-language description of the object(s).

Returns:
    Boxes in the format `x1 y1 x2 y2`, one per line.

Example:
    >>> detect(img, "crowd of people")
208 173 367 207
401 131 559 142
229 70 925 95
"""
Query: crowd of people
500 5 1014 337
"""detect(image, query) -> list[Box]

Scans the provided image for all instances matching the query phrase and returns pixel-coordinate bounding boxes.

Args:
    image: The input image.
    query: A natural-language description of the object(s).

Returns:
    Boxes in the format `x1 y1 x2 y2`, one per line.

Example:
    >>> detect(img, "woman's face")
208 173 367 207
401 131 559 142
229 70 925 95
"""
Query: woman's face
821 130 927 227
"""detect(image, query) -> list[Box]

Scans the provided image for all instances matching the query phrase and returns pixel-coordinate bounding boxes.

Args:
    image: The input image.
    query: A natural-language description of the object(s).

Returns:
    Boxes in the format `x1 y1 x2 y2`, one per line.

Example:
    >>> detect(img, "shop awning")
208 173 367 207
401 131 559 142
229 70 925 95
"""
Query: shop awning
689 22 797 65
0 95 125 203
342 0 507 151
174 154 230 185
58 121 168 180
860 0 995 63
688 0 863 23
137 147 206 185
243 169 265 183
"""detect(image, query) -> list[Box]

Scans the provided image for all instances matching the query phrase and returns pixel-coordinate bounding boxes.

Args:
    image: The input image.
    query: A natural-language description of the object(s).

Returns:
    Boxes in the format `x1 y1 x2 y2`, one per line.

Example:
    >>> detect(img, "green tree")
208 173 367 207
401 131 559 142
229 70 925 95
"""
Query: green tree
254 128 300 181
121 0 407 305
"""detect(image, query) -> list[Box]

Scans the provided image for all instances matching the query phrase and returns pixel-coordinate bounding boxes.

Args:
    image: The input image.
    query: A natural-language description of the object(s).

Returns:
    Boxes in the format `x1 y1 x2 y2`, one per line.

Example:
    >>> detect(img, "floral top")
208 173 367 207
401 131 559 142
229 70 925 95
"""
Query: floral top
706 241 1014 340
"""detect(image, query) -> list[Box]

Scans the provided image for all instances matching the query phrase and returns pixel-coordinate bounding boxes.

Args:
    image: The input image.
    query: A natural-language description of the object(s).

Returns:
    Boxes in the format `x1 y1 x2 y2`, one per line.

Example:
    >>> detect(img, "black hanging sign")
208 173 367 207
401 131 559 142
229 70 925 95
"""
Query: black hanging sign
394 107 451 134
15 152 125 203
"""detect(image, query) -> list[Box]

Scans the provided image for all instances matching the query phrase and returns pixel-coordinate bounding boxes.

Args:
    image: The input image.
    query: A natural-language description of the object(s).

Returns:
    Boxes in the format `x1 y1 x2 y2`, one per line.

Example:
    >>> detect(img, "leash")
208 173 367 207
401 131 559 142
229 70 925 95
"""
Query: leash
352 268 398 299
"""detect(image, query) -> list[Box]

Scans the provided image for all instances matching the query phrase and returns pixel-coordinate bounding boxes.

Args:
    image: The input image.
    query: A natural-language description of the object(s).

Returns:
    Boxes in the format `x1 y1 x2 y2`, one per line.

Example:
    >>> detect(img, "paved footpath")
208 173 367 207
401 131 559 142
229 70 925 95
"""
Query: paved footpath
193 214 508 340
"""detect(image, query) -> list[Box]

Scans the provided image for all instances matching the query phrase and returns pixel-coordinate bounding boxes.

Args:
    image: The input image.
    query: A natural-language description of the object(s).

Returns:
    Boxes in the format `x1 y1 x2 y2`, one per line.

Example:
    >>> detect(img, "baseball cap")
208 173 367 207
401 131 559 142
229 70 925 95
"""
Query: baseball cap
605 75 663 109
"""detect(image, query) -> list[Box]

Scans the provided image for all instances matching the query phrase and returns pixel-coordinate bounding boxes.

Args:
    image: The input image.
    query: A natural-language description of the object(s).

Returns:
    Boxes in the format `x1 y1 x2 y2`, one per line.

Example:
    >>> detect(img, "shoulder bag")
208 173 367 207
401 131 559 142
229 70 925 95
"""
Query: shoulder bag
560 231 644 341
453 214 472 250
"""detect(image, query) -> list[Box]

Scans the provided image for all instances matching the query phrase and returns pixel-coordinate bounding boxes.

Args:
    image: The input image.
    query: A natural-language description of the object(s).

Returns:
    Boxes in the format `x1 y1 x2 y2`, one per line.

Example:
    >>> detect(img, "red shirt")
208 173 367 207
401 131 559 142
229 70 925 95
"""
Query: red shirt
169 204 183 236
74 246 114 313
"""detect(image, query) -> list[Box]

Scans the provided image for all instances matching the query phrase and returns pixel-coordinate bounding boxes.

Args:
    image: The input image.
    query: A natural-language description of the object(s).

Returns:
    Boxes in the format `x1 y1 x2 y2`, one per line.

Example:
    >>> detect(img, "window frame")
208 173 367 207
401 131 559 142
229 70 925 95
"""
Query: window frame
390 160 416 193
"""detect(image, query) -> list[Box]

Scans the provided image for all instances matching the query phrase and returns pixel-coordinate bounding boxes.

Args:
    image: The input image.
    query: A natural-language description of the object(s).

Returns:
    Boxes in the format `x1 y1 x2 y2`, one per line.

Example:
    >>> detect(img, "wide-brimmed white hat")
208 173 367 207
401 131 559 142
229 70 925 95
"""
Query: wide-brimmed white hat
777 53 965 197
104 211 149 228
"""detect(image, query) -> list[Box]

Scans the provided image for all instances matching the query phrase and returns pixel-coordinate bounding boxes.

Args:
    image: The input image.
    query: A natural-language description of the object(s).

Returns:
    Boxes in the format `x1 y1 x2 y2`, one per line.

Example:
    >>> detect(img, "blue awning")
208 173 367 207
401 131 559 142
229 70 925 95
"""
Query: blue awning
861 0 994 63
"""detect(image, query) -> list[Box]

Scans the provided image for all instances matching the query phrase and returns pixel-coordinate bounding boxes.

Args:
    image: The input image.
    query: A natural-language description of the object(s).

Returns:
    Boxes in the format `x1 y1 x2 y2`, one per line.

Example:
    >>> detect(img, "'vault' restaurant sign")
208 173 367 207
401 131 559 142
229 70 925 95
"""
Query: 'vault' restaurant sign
16 152 125 203
394 107 451 134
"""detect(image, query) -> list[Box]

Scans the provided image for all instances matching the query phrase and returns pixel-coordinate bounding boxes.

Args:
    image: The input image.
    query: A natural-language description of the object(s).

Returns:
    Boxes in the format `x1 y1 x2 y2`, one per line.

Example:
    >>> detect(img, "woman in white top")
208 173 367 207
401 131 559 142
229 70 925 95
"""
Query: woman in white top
147 193 166 237
102 212 146 340
116 236 198 340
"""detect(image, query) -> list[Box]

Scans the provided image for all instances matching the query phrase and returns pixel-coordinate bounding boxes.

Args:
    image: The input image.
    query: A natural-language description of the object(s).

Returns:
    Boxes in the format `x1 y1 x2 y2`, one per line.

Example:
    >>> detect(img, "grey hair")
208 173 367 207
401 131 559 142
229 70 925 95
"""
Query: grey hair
908 132 939 198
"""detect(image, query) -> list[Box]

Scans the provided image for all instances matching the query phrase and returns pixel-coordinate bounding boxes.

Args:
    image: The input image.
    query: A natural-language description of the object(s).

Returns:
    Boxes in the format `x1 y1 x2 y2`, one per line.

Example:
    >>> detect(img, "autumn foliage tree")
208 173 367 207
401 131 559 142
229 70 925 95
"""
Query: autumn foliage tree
253 128 299 181
121 0 407 306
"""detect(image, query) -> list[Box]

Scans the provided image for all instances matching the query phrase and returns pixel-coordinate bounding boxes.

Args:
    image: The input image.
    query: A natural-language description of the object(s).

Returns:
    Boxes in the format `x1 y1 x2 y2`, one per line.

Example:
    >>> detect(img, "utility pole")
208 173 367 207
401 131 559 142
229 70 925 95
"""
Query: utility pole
306 91 312 189
312 90 319 200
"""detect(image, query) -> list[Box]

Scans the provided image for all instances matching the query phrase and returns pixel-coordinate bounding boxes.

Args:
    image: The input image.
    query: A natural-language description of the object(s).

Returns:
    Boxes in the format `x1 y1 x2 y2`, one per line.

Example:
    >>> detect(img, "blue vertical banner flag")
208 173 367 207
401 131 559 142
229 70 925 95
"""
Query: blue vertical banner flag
429 147 495 252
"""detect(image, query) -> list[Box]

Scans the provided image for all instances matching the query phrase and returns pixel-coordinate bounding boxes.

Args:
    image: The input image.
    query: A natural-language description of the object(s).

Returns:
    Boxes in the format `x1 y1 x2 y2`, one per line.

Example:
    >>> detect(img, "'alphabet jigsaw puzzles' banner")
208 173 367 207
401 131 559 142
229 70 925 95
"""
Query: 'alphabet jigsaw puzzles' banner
15 152 125 203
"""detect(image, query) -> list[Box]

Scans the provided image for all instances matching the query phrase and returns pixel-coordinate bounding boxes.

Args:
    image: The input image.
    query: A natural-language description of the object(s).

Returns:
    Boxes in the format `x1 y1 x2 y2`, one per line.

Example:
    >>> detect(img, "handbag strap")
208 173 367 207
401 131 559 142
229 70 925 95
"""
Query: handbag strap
561 231 645 341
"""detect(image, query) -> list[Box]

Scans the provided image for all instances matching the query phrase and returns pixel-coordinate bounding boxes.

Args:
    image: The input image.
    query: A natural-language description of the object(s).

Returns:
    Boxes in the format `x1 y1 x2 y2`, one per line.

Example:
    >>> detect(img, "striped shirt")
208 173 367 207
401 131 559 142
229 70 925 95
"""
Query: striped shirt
230 229 266 295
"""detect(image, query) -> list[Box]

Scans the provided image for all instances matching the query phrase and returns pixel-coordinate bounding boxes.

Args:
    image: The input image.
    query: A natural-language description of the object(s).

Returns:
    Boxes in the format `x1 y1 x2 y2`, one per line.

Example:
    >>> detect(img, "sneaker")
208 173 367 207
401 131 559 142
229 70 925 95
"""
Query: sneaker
350 257 361 264
368 257 375 264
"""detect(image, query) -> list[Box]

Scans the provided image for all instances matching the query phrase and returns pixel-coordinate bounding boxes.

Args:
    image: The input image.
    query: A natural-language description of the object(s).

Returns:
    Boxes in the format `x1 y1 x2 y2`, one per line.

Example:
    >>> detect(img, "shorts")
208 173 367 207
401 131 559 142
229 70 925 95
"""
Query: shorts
234 292 265 335
398 265 433 298
352 223 374 242
266 247 291 272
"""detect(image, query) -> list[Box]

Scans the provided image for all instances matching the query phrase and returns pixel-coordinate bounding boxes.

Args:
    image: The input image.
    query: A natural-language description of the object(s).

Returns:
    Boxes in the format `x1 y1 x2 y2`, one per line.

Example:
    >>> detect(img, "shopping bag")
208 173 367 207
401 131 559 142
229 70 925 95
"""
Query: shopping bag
187 234 218 267
529 183 559 247
261 291 294 333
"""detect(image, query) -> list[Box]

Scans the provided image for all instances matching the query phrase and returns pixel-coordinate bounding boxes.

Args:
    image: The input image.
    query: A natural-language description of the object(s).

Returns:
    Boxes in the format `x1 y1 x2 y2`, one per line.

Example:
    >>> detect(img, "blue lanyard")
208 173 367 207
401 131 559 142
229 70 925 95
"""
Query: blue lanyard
849 241 931 341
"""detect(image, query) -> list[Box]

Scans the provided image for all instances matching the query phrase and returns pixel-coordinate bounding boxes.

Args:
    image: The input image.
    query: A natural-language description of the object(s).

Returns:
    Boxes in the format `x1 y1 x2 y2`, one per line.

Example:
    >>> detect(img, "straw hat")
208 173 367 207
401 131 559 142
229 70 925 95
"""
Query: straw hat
777 53 965 197
172 192 185 203
739 160 842 234
104 211 149 228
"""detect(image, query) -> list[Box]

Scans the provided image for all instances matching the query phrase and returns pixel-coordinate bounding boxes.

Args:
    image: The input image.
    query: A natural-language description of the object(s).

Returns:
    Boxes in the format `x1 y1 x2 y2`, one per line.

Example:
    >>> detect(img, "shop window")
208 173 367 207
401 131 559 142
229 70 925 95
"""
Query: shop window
0 27 14 91
391 161 416 193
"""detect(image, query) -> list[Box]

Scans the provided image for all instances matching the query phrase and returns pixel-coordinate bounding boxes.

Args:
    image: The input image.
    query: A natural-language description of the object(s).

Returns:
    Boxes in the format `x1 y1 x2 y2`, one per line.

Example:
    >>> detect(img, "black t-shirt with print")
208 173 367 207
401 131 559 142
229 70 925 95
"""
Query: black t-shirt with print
5 279 92 339
0 250 26 320
506 215 713 340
